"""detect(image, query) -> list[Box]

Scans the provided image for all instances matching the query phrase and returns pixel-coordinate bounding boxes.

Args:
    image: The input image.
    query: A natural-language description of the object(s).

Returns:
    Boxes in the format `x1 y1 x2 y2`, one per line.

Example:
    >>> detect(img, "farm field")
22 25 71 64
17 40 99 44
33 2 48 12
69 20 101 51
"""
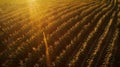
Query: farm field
0 0 120 67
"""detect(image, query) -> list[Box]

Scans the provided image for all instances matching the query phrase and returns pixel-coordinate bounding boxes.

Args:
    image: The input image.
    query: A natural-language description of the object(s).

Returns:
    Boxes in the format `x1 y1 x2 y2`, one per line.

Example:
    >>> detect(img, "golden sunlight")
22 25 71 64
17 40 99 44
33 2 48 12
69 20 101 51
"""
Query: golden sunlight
29 0 36 3
0 0 119 67
27 0 38 20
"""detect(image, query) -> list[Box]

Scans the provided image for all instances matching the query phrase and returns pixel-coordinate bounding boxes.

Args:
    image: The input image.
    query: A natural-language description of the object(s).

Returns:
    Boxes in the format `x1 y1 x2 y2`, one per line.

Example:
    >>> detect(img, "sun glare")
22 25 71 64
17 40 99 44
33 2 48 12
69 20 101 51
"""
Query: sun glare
27 0 37 3
30 0 36 2
27 0 38 20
